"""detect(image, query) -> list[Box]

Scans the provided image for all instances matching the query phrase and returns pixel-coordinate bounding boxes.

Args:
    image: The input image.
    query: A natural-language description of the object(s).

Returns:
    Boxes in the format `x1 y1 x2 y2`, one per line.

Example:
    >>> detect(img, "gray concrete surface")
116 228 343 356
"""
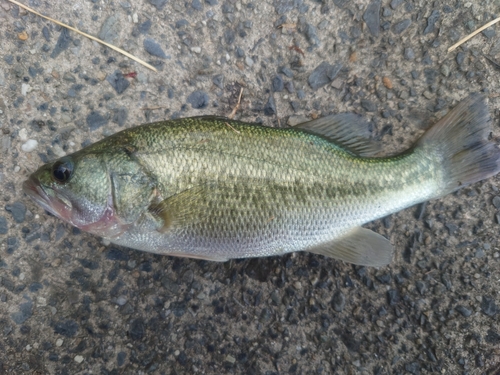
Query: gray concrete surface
1 0 500 374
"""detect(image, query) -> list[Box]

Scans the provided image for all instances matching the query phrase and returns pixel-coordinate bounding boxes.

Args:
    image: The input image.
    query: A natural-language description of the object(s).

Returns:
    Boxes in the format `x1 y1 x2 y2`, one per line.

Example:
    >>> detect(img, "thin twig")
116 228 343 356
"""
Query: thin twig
448 16 500 53
228 88 244 120
224 122 241 134
5 0 157 72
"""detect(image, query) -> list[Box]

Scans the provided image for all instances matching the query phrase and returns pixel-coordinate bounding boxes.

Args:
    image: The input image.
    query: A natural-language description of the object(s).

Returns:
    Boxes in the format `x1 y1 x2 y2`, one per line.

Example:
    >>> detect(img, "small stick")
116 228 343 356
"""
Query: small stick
5 0 157 72
224 122 241 134
228 87 244 120
448 16 500 53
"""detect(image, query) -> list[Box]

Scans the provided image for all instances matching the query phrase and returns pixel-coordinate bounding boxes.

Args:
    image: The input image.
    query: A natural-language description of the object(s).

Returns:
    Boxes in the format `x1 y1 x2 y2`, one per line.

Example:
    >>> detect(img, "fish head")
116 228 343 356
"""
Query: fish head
23 153 124 238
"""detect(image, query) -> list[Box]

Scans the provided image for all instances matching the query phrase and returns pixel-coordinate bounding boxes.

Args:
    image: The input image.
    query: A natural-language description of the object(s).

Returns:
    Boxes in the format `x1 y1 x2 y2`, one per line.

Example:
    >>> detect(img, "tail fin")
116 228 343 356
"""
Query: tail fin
417 94 500 195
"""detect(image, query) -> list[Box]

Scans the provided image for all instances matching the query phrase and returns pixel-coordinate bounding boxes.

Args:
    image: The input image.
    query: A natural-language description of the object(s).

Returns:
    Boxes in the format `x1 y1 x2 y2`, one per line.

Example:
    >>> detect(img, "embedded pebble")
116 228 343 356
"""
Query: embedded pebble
5 202 26 223
86 111 108 131
363 0 381 37
0 216 7 234
106 70 130 94
392 19 411 34
187 91 209 109
492 196 500 208
332 290 346 312
361 99 377 112
21 83 31 96
144 38 167 58
245 56 254 67
21 139 38 152
263 94 276 116
98 14 121 44
116 296 128 306
10 297 33 324
456 305 472 317
308 61 342 90
481 296 498 317
149 0 168 10
423 10 439 35
54 319 79 337
51 28 71 58
272 75 284 92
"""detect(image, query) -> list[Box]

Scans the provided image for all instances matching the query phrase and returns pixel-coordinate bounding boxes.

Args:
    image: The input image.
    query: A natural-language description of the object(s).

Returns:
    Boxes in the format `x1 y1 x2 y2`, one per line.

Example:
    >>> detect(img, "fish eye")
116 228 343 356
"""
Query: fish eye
52 159 73 183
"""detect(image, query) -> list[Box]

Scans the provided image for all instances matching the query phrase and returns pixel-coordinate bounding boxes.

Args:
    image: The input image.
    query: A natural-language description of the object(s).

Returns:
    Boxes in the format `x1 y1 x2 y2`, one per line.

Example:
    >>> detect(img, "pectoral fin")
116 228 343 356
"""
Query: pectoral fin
307 227 393 267
148 186 210 233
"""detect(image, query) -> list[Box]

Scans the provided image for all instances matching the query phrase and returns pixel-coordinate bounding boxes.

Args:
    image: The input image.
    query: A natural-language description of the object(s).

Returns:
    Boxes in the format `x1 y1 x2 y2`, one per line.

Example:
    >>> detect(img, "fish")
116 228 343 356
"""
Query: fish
23 94 500 266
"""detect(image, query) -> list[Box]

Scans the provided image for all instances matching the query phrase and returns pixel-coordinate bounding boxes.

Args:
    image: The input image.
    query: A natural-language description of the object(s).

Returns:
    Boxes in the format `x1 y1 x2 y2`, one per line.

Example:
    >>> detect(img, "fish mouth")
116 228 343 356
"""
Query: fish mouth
22 176 72 223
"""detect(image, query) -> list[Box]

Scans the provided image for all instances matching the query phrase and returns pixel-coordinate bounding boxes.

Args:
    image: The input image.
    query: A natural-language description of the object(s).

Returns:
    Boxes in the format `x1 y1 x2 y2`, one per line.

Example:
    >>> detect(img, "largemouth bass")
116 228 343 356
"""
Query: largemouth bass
23 94 500 266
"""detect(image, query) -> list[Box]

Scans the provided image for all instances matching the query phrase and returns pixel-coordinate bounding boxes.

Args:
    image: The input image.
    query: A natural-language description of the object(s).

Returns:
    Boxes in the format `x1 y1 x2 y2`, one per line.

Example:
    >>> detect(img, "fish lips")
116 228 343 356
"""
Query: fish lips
23 176 73 223
23 175 127 239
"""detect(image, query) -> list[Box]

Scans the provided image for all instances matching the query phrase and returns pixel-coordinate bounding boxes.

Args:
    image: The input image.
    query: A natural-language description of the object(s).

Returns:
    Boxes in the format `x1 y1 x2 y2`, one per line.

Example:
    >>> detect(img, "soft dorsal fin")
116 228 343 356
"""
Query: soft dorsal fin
294 113 380 157
306 227 393 267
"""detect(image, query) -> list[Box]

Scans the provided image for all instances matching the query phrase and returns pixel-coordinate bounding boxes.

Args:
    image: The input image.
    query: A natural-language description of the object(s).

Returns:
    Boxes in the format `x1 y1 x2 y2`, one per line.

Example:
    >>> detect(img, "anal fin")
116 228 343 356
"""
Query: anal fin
307 227 393 267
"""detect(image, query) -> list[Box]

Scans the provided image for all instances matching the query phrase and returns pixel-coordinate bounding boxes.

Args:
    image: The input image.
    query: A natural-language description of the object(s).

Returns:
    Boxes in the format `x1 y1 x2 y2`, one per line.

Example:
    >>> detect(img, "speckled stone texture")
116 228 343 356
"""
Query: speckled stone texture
1 0 500 374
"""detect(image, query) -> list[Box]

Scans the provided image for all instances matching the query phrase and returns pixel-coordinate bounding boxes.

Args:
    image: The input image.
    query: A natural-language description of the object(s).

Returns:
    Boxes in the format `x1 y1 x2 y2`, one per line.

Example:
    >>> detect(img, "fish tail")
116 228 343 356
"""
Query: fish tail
417 94 500 195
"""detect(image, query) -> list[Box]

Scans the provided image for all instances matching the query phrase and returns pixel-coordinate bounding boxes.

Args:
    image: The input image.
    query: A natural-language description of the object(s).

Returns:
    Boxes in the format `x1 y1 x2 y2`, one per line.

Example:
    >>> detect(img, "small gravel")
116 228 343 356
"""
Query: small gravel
363 0 381 37
332 290 346 312
5 202 26 223
0 216 7 234
143 38 168 58
263 94 276 116
271 75 284 92
50 28 71 58
98 14 121 44
106 70 130 94
392 19 411 34
187 91 209 109
54 320 79 337
361 99 377 112
423 10 440 35
456 305 472 317
308 61 342 90
481 296 498 317
129 318 145 340
149 0 168 10
86 111 108 131
21 139 38 152
10 297 33 324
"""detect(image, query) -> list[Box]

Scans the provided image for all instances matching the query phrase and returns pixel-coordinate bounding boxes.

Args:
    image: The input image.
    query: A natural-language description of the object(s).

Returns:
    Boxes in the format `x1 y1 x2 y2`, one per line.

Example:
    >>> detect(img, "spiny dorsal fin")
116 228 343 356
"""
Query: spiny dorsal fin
306 227 393 267
295 113 380 157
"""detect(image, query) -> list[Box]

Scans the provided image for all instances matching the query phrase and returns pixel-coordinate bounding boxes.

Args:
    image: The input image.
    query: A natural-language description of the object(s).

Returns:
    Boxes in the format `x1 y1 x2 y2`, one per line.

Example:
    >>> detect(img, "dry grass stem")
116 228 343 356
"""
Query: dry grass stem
6 0 158 72
228 88 244 120
224 122 241 134
448 16 500 53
